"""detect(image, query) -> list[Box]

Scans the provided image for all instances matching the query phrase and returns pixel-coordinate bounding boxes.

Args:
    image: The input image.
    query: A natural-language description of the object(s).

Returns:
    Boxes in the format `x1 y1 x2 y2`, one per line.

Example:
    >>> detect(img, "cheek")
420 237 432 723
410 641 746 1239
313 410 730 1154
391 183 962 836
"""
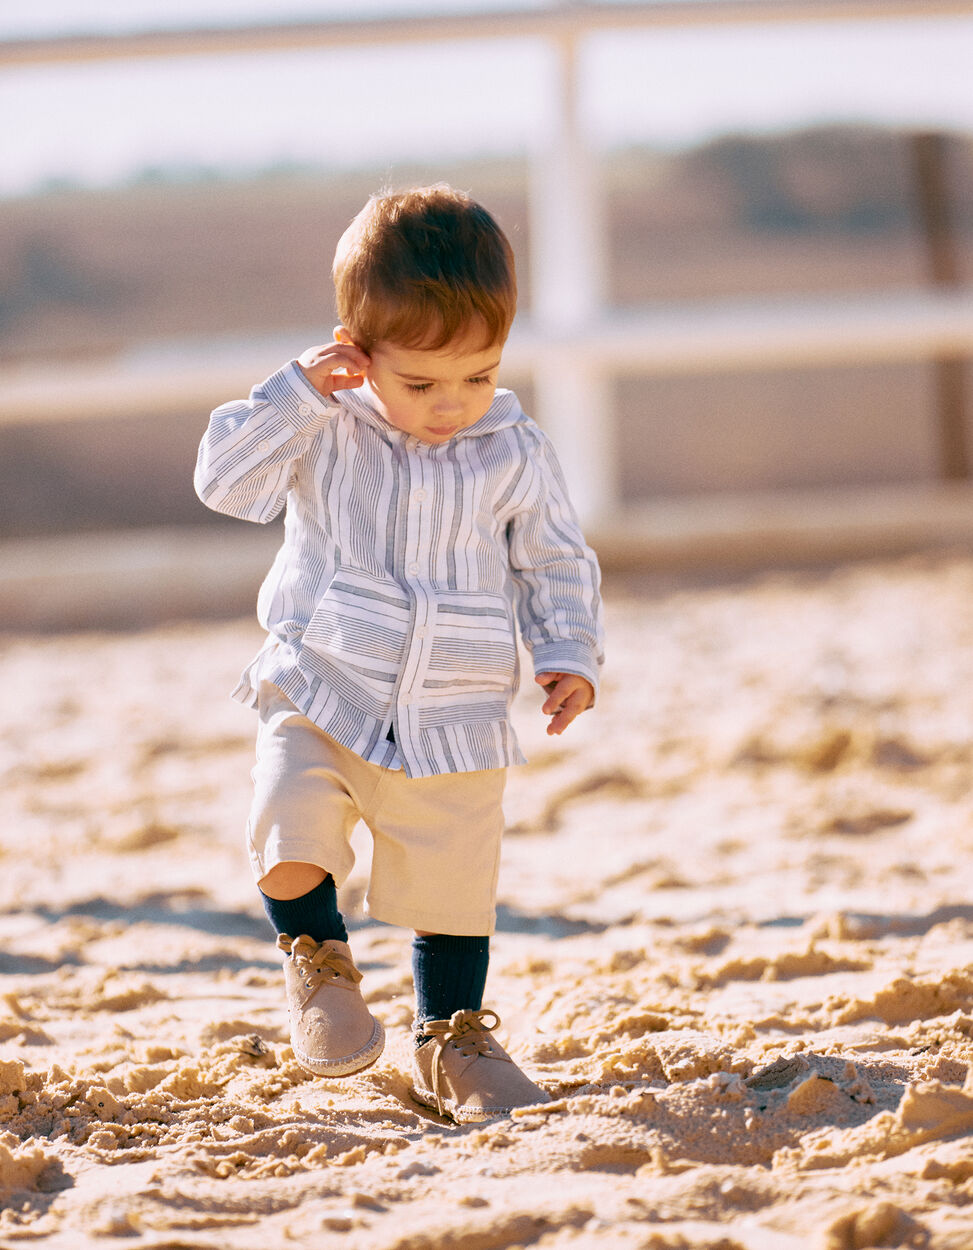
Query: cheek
474 388 496 414
369 376 402 414
380 392 423 430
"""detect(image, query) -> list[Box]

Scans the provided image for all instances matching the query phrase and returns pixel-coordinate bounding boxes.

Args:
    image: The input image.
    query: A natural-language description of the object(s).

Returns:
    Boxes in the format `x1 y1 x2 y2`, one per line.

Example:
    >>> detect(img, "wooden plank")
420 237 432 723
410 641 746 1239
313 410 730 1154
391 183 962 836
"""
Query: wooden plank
4 484 973 629
574 289 973 374
3 289 973 427
591 482 973 570
0 526 283 630
528 29 613 520
912 131 970 481
2 2 970 67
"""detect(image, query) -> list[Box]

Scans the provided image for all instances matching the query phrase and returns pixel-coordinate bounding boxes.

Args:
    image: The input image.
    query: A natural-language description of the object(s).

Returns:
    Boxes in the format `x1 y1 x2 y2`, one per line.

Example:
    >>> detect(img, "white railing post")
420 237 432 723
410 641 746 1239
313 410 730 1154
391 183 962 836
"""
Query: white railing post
528 31 615 524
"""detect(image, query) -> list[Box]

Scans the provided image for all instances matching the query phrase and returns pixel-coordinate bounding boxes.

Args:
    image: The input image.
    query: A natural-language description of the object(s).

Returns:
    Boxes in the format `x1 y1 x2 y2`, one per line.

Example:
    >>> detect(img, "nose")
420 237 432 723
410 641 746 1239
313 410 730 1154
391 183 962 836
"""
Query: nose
432 390 464 416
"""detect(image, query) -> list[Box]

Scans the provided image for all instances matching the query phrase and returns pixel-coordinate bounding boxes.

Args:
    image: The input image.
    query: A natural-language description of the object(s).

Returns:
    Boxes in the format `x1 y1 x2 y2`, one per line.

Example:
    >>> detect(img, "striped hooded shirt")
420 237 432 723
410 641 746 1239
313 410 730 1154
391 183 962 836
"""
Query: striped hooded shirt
195 361 604 779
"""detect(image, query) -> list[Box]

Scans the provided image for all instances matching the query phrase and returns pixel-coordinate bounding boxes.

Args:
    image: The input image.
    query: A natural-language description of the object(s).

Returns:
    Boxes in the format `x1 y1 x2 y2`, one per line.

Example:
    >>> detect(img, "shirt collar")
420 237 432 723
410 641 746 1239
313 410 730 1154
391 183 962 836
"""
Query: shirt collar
334 382 524 444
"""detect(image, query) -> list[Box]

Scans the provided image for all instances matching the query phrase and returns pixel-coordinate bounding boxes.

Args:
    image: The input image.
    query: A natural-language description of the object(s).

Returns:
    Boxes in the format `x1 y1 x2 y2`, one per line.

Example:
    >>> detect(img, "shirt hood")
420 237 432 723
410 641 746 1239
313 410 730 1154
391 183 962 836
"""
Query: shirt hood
334 381 526 442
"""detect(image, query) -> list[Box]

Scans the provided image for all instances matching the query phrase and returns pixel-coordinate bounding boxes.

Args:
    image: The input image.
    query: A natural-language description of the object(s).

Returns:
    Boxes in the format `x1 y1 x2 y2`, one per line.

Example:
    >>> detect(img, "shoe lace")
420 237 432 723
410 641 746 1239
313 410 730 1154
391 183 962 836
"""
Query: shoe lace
422 1008 505 1117
277 933 363 990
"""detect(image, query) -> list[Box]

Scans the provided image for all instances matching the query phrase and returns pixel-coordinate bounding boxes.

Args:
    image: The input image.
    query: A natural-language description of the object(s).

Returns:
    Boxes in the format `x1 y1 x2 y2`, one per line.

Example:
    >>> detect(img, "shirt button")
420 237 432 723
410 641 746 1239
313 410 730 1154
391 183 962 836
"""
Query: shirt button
407 563 420 575
415 627 427 639
400 694 412 707
413 489 426 502
258 440 270 452
298 402 314 419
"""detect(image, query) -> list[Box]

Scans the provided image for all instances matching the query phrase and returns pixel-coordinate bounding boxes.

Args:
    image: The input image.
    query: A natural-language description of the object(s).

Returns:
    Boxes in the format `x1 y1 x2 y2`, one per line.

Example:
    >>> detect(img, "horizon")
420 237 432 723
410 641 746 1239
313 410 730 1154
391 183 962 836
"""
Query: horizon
7 116 970 206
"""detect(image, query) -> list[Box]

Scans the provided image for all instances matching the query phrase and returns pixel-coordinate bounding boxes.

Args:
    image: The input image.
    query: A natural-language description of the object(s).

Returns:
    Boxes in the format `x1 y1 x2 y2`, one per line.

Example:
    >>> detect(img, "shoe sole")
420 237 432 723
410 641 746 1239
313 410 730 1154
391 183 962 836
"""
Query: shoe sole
409 1081 514 1124
293 1018 385 1078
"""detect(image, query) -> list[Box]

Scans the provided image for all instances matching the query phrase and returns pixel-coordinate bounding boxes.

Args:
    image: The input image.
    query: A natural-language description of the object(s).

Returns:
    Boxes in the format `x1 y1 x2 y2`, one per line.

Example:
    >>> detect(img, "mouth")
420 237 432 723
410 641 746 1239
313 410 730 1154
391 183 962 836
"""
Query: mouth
427 425 459 437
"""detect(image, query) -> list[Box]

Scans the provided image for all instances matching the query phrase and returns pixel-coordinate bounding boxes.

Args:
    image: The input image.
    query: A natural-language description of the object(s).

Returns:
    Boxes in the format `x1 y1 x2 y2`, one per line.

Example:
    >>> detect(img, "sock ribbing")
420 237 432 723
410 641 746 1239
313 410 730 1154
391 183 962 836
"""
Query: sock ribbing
260 874 348 945
412 934 490 1032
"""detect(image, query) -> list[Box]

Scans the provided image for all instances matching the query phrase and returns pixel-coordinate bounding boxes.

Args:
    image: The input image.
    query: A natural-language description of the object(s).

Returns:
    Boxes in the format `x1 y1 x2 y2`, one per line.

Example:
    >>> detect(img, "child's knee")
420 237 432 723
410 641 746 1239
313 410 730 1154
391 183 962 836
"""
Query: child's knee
259 861 328 900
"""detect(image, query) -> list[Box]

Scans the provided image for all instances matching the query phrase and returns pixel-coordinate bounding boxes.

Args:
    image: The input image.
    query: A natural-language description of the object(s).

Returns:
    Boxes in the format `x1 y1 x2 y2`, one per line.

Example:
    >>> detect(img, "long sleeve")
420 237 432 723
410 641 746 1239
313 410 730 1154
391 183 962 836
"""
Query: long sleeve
194 361 336 523
506 427 605 693
195 375 601 777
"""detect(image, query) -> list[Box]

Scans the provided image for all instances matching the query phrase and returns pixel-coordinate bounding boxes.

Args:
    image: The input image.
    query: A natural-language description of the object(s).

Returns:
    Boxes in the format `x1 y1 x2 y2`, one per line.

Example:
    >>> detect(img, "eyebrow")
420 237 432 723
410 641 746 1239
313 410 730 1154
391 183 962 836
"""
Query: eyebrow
394 361 501 382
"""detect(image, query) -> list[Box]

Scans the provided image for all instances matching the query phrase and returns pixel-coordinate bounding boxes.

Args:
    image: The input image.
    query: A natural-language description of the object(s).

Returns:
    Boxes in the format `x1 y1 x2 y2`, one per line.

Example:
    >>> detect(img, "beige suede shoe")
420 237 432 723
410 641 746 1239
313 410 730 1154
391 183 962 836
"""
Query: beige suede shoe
410 1008 551 1123
278 934 384 1077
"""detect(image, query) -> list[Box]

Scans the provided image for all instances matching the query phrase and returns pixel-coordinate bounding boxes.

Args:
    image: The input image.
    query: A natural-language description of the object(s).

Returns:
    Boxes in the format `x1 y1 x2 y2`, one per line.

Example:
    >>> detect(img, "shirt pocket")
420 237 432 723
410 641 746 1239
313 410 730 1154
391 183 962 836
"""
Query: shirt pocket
301 566 411 702
425 590 517 695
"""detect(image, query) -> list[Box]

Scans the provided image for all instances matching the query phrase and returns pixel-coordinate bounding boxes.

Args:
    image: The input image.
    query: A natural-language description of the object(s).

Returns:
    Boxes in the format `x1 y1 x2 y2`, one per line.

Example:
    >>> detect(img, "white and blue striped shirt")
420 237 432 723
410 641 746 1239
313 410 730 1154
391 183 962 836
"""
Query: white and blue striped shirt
195 361 604 778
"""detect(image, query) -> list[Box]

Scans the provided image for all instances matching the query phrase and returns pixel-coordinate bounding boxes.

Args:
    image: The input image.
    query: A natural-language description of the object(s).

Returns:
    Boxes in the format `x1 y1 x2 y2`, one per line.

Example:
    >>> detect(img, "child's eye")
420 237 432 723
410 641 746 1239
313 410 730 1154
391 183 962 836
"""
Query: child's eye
468 376 492 386
406 383 433 393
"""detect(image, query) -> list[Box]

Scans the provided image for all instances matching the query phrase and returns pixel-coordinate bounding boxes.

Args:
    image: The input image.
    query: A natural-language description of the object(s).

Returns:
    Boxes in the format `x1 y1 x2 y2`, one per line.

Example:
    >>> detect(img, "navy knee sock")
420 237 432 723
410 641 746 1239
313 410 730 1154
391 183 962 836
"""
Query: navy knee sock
260 874 348 945
412 934 490 1040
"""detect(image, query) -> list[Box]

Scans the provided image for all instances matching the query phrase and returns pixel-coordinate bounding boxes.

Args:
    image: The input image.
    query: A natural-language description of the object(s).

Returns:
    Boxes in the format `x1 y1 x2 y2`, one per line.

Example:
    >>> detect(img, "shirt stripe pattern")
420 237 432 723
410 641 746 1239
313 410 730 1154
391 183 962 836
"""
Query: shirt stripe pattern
195 362 604 779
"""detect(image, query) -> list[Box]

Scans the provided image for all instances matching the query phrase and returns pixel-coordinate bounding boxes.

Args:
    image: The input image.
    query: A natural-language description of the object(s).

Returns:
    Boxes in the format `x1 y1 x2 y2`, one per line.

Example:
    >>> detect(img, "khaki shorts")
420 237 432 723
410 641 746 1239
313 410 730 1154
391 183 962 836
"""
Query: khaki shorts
247 683 507 935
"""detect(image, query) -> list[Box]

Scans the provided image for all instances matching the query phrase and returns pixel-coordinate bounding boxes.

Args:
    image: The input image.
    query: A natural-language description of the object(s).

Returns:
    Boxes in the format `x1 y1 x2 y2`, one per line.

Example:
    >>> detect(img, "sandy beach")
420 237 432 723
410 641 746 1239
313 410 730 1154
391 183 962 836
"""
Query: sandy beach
1 553 972 1249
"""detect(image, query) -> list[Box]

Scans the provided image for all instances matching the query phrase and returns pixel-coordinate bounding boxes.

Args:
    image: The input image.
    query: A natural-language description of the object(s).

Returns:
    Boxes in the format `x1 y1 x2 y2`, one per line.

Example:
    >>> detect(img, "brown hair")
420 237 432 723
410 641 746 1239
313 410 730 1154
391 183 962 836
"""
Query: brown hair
332 185 517 352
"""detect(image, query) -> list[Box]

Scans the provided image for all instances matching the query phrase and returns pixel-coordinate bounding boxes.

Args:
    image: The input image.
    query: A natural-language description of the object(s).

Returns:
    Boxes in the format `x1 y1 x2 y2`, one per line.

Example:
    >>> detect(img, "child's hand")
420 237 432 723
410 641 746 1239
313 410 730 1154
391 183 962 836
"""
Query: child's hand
297 339 371 398
535 672 594 736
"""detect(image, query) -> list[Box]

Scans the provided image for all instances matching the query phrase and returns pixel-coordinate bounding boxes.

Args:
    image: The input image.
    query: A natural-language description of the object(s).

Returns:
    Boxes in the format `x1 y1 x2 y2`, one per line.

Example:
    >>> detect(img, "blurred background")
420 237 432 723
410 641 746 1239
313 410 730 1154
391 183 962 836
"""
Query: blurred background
2 0 973 627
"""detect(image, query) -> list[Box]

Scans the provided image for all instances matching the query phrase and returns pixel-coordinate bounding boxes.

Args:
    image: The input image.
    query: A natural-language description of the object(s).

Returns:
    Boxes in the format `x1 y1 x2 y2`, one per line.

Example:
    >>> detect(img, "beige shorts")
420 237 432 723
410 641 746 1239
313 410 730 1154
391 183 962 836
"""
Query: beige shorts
246 683 507 935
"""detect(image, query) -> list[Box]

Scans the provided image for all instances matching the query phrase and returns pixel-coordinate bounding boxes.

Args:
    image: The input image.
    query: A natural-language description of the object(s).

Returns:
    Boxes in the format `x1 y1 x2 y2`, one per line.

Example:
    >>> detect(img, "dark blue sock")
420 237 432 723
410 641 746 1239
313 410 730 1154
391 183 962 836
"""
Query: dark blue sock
412 934 490 1036
260 875 348 945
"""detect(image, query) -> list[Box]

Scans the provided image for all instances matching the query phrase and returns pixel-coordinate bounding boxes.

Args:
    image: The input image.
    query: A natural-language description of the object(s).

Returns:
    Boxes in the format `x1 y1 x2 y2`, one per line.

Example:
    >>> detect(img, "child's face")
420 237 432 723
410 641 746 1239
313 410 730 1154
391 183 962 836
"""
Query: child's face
361 332 503 444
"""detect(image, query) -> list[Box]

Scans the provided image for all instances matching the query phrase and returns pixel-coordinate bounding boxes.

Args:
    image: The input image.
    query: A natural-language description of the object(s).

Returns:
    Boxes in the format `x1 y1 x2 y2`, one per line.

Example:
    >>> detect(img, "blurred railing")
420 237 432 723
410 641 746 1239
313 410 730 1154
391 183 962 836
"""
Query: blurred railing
2 0 973 627
4 287 973 417
2 1 971 67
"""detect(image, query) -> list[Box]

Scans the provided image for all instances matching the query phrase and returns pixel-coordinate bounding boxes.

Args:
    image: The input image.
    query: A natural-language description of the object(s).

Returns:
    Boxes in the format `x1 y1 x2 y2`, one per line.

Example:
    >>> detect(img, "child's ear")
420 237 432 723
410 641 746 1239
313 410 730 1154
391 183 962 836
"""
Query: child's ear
333 325 358 347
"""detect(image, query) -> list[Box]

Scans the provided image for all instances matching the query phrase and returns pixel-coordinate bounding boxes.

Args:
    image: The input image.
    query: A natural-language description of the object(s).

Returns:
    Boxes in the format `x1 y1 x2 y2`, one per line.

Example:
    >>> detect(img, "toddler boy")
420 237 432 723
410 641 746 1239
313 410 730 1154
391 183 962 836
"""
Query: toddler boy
195 185 603 1122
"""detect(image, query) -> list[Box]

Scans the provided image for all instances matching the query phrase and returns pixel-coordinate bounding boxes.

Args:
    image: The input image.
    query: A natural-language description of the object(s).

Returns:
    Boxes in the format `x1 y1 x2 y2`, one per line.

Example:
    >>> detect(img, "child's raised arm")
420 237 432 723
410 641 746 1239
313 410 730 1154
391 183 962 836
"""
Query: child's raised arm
194 341 363 524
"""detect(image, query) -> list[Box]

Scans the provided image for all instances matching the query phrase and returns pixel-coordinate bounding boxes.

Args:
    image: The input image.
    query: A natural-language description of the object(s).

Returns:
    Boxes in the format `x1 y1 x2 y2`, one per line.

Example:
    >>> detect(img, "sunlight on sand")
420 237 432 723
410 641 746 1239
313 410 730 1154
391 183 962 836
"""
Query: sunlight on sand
0 555 971 1247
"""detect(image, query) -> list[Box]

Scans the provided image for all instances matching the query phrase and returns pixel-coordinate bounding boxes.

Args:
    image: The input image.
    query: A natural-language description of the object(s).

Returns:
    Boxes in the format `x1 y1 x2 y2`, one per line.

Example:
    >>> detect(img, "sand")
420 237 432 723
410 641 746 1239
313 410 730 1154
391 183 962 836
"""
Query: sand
0 553 972 1249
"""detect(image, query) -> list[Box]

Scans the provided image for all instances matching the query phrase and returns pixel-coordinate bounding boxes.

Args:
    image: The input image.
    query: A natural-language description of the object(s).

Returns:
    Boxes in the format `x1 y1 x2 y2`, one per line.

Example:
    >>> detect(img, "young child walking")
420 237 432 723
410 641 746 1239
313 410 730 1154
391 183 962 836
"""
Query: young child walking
195 185 604 1123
